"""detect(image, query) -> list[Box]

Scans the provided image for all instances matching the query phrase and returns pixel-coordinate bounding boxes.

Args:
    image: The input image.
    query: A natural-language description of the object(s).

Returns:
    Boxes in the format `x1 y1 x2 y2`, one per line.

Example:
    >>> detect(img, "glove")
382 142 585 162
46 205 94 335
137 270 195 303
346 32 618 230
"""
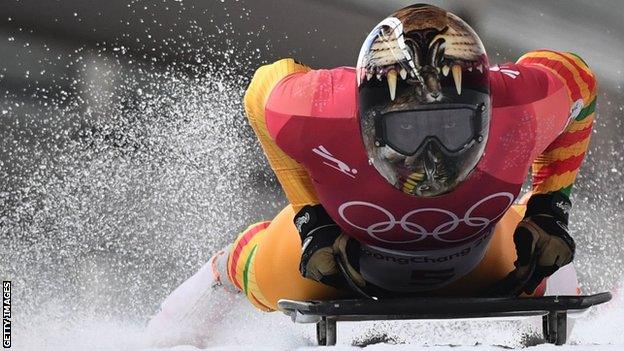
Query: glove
503 192 576 295
295 204 365 290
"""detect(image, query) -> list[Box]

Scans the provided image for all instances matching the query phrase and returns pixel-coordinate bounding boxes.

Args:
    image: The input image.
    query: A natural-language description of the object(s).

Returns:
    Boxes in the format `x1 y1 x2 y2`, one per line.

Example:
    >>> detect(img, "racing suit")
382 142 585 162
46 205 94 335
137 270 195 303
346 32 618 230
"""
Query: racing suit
227 50 597 311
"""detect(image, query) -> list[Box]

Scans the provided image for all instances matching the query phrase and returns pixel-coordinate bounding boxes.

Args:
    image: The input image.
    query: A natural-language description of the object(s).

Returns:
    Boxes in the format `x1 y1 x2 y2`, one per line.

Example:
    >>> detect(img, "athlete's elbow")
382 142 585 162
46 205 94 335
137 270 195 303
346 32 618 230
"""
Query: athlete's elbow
566 52 598 96
243 64 272 124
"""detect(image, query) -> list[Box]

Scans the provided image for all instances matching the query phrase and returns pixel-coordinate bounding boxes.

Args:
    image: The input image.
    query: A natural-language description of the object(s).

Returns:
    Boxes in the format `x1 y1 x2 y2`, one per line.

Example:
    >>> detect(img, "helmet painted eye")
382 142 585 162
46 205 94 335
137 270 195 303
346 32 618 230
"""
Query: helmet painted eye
444 122 456 128
400 123 413 130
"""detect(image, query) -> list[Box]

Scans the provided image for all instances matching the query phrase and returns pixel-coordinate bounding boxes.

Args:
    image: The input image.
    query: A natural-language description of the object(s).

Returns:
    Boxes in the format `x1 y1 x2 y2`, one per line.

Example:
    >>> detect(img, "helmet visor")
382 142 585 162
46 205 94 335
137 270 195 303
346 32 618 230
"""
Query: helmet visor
378 104 482 155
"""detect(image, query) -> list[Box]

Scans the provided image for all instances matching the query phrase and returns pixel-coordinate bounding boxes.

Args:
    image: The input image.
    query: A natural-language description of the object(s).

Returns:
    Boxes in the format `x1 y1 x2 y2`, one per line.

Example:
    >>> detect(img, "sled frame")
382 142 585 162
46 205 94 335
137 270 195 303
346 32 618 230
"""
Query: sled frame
278 292 611 346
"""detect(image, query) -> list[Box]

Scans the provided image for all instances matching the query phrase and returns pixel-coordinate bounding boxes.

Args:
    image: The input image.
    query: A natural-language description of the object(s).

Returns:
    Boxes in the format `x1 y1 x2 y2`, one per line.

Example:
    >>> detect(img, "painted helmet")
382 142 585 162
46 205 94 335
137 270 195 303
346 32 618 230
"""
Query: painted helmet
357 4 490 197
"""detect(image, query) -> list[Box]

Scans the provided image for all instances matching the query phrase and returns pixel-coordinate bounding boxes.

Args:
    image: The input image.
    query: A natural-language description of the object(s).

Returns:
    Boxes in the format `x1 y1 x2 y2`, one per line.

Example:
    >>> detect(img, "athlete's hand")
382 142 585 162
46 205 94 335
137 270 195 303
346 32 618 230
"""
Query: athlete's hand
295 204 364 289
499 192 575 296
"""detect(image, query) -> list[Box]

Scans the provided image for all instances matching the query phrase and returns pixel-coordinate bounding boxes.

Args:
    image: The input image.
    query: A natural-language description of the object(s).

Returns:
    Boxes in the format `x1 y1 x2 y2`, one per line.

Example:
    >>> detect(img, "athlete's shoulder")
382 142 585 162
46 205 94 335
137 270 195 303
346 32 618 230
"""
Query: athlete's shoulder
489 62 558 108
517 49 597 106
244 58 311 125
264 66 358 161
267 66 357 119
490 50 597 109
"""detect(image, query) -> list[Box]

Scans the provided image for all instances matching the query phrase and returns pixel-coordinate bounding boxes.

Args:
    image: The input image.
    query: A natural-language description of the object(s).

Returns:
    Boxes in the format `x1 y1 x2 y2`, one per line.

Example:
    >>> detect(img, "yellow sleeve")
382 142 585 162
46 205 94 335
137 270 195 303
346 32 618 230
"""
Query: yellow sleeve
244 58 320 211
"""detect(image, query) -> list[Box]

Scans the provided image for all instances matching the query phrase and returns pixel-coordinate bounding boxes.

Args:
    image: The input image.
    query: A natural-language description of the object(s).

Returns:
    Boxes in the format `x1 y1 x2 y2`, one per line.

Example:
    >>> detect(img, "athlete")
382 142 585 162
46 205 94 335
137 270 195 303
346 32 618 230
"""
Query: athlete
145 4 597 347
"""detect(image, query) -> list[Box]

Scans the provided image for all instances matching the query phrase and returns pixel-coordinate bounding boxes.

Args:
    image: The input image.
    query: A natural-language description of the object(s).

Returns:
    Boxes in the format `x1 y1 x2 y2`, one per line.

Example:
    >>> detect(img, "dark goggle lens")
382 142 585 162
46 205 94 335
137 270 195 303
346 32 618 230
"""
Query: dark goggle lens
382 107 476 155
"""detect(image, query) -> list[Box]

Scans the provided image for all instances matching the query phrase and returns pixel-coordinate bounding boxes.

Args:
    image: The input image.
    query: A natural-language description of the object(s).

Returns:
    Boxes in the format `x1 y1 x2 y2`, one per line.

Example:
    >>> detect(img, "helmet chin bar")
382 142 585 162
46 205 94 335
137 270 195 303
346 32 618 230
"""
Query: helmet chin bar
417 148 445 194
400 141 450 195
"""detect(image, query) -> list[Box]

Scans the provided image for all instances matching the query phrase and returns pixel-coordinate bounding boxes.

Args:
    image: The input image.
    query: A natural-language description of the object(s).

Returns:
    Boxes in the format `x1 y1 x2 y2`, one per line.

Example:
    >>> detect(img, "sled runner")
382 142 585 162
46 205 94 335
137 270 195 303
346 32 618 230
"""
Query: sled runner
278 292 612 346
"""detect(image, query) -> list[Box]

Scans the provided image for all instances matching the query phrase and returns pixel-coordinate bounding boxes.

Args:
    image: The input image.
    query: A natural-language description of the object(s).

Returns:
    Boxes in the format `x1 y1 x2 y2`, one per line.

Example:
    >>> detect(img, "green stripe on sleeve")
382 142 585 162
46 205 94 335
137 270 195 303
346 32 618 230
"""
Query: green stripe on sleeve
576 97 596 121
243 245 259 294
560 184 573 197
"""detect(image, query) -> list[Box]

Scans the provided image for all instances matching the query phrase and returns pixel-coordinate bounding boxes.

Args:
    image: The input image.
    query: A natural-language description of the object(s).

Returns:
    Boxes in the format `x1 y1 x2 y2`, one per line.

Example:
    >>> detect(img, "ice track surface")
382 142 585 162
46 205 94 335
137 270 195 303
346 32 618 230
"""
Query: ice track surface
10 285 624 350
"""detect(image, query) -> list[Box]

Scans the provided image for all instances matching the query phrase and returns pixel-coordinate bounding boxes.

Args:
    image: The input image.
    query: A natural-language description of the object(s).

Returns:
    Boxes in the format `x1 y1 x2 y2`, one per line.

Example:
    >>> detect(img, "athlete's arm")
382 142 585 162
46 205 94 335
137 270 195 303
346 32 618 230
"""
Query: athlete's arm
518 50 597 197
497 50 597 295
246 61 366 289
244 59 320 211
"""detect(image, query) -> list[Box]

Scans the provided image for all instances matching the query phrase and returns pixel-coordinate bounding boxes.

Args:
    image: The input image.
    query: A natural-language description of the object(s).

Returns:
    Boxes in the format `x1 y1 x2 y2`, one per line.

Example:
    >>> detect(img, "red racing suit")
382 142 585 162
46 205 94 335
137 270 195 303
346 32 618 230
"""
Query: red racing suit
240 50 597 294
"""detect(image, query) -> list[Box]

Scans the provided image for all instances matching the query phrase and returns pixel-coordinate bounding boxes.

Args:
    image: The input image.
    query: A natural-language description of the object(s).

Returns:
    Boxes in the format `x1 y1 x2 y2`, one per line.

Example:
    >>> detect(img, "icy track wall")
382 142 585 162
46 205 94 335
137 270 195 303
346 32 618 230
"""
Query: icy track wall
1 2 624 351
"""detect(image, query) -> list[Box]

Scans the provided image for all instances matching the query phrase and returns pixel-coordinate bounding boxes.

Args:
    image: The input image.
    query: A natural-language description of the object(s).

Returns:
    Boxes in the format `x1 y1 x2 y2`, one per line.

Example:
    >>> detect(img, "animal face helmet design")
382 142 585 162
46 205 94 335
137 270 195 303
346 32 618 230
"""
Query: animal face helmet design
357 4 491 198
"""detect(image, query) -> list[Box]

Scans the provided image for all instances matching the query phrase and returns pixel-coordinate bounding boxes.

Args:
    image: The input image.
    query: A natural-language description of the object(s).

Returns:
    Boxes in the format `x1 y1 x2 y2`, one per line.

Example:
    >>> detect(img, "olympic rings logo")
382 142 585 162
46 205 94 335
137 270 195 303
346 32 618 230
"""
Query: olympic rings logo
338 192 515 244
